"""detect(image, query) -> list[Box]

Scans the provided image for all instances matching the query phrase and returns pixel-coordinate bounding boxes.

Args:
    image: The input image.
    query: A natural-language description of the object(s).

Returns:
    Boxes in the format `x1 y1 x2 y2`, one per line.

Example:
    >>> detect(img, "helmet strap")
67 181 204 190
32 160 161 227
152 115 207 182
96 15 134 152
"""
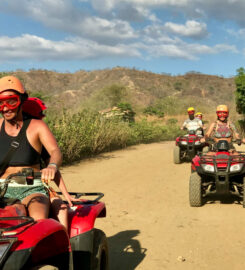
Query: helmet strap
217 116 227 123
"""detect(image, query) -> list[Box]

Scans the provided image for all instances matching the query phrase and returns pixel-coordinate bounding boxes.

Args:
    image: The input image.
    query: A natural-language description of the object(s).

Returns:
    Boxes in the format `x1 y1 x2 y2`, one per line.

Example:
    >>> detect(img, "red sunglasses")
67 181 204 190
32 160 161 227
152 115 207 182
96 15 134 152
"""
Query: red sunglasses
188 110 195 114
217 111 228 116
0 95 21 111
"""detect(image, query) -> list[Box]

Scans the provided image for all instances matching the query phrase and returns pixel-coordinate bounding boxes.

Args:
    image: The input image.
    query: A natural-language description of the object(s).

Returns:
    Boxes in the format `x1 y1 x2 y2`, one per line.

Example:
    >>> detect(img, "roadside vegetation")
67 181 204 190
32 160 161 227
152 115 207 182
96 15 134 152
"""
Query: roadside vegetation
43 70 244 165
46 109 183 165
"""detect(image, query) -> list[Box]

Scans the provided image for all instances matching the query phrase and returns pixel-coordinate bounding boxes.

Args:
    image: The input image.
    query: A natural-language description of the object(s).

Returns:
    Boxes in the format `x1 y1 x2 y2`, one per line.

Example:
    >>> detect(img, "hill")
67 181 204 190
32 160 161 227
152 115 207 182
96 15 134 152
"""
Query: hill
4 68 236 114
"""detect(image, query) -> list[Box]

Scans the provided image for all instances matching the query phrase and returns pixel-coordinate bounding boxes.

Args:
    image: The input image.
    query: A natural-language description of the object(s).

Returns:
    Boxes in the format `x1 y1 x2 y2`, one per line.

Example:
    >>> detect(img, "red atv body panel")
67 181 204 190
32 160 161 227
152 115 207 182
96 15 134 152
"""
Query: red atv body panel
0 197 106 269
176 134 201 145
69 202 106 238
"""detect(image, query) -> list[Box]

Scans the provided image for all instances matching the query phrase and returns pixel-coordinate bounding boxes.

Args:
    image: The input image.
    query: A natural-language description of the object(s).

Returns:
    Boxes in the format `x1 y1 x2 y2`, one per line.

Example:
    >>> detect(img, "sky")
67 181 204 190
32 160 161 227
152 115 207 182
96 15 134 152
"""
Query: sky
1 0 245 77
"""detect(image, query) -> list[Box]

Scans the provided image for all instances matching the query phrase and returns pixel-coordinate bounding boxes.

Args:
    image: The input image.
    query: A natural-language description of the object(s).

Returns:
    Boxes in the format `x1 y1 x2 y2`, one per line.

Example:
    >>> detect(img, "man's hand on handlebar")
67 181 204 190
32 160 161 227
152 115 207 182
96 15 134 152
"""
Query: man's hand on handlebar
200 137 206 143
236 139 242 146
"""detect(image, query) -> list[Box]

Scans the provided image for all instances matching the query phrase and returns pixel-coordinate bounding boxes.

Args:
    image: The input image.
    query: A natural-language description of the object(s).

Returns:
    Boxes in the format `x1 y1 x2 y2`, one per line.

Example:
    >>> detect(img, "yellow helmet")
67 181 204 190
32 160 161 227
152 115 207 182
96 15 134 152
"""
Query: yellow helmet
195 112 202 117
187 107 195 114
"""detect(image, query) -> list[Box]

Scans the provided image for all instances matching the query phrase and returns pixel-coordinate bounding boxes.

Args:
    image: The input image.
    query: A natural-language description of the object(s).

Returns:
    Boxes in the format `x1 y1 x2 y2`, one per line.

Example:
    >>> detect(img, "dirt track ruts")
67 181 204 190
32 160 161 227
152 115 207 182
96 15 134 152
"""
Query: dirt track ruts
60 141 245 270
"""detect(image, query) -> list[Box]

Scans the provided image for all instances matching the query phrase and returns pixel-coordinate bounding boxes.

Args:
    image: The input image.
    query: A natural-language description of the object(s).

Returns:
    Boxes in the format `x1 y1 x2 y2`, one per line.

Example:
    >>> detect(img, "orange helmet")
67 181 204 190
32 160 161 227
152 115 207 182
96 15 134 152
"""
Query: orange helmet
216 104 229 118
216 104 228 113
0 76 25 94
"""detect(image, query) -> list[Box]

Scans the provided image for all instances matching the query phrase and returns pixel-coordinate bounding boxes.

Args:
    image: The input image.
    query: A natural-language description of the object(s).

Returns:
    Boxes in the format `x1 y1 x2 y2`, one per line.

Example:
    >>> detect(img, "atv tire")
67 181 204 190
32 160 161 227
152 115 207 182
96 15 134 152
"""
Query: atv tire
91 229 109 270
30 265 58 270
173 146 181 164
189 172 203 207
243 178 245 208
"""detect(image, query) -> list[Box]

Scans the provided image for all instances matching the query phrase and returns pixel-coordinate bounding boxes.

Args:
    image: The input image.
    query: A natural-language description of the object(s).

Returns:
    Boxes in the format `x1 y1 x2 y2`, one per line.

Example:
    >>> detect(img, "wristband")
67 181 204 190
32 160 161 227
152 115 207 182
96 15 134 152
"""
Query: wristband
48 163 58 170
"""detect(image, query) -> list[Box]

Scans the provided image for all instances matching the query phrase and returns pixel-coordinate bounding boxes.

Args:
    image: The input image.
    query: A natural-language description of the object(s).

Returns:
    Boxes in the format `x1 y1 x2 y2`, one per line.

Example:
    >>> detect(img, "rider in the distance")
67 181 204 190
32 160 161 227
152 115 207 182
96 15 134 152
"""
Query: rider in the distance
181 107 203 136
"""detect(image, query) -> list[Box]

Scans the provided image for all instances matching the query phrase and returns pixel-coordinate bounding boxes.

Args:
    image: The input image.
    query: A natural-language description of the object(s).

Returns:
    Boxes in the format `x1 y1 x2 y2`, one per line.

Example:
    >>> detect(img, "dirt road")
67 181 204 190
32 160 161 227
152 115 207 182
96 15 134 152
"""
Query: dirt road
61 141 245 270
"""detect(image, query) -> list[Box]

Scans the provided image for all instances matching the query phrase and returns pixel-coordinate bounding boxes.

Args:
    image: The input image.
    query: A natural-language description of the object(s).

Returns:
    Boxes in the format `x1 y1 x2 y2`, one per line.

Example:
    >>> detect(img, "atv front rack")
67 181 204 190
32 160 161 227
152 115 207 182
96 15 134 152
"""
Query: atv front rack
179 135 202 142
57 192 104 205
200 153 245 172
200 153 245 164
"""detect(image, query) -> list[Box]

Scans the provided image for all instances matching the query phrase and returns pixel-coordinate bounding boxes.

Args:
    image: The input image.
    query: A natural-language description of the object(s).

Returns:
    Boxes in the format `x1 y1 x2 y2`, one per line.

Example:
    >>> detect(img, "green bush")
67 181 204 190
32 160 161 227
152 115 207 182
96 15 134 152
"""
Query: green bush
128 119 166 144
89 84 131 110
167 118 178 125
143 105 164 117
117 102 135 122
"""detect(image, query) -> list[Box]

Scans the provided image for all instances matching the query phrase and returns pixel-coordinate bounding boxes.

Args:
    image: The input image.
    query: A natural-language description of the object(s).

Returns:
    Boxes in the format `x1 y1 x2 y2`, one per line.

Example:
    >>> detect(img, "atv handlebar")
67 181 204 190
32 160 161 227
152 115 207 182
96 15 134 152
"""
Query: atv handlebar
2 169 105 204
56 192 104 205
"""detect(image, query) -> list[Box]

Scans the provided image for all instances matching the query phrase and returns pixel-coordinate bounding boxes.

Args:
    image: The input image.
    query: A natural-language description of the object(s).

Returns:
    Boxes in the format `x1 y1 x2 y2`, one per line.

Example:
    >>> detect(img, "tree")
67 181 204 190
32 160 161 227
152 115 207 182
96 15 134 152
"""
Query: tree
235 67 245 114
93 84 130 110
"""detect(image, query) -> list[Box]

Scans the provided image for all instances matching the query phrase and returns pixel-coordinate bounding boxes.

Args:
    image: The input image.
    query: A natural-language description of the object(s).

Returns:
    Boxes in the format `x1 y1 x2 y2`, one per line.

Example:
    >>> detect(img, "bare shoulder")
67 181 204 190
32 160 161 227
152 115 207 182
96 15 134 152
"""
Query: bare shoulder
206 122 215 133
0 118 4 129
28 119 51 133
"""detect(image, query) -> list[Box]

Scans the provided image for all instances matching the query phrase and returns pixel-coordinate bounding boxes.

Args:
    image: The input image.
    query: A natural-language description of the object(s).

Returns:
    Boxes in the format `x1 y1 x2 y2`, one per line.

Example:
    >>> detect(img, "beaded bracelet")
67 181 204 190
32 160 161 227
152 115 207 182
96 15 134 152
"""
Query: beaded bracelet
48 163 58 170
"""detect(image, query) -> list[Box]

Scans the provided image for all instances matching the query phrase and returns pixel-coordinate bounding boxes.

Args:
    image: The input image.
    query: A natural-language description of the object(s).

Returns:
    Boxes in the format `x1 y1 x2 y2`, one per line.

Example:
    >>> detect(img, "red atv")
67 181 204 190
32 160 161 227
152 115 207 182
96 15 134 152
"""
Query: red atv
174 129 208 164
189 140 245 207
0 169 109 270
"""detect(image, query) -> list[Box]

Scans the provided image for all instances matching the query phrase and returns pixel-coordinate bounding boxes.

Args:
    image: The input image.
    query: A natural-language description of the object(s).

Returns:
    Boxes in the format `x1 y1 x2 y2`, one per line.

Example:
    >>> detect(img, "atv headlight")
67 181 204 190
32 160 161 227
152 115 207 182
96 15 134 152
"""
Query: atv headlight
180 141 187 145
202 164 215 172
230 163 243 172
195 141 201 145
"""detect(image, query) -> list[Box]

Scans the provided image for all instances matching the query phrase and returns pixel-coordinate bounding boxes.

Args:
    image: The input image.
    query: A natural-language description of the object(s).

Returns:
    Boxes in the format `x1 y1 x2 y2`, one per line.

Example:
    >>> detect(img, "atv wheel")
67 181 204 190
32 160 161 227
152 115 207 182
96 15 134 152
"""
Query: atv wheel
189 172 203 207
91 229 109 270
243 178 245 208
202 146 209 154
30 265 58 270
173 146 181 164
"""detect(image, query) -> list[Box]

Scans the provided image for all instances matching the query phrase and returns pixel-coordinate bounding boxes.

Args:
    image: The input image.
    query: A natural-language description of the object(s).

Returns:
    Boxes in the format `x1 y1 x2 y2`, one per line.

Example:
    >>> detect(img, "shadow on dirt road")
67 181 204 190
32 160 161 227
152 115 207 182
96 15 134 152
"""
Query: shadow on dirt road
107 230 146 270
204 194 242 206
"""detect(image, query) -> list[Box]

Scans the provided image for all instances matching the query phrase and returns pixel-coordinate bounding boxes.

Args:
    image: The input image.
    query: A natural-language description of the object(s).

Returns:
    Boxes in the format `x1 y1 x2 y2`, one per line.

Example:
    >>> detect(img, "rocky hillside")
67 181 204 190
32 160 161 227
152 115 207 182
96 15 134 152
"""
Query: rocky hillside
4 68 236 113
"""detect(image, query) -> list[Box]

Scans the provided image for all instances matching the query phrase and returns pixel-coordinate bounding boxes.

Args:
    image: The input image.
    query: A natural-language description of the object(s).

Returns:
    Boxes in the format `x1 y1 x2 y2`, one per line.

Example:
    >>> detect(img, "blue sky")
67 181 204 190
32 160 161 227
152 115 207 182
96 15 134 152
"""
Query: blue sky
0 0 245 77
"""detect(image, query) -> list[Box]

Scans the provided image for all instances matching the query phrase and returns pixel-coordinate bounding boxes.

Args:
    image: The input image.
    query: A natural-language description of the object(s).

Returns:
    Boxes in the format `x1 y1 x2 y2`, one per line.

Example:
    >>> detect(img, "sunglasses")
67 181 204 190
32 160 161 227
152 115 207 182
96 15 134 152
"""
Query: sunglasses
216 111 228 116
188 111 195 114
0 95 21 111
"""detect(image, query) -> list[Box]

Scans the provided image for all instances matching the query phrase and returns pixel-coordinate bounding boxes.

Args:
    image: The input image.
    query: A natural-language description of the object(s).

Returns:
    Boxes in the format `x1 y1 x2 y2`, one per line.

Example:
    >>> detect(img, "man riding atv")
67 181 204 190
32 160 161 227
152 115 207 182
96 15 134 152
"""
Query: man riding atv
181 107 203 136
174 107 206 163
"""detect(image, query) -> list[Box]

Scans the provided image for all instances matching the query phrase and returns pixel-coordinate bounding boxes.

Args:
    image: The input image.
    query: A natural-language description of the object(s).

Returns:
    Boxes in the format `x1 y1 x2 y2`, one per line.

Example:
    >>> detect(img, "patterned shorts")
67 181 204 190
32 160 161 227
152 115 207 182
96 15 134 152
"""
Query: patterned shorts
0 179 49 201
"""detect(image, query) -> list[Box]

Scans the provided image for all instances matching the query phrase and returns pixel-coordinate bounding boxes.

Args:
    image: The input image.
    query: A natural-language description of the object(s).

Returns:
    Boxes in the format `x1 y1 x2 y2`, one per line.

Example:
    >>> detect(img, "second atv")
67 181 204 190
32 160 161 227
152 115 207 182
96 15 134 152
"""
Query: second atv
174 129 207 164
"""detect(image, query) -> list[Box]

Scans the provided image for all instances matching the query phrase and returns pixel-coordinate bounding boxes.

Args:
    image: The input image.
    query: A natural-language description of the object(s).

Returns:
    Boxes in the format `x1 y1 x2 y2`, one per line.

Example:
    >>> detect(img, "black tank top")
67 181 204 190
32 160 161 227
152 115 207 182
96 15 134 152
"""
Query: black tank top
0 119 41 166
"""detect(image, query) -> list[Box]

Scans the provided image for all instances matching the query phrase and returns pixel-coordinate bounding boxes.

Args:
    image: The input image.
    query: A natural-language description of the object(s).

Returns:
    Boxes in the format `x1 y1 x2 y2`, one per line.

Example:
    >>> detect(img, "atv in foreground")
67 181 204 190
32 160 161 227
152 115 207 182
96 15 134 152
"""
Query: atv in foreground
0 169 108 270
189 140 245 207
174 129 208 164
